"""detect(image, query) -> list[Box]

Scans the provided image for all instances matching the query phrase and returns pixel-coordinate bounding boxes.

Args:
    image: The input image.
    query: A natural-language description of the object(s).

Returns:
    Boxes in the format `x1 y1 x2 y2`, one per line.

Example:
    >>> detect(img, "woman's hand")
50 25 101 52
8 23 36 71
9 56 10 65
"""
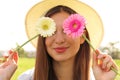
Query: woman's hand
0 50 18 80
92 49 118 80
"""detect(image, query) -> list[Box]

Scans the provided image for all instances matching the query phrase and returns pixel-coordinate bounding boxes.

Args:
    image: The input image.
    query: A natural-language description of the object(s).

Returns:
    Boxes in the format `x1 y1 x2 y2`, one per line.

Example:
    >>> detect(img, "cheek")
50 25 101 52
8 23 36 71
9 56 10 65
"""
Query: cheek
45 37 54 51
69 38 81 54
72 42 81 54
45 38 51 48
45 38 51 55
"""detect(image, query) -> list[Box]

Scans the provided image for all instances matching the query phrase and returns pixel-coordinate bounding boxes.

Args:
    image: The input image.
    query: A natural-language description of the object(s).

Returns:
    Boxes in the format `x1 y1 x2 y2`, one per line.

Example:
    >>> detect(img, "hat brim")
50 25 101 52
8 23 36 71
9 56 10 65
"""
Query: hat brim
25 0 104 49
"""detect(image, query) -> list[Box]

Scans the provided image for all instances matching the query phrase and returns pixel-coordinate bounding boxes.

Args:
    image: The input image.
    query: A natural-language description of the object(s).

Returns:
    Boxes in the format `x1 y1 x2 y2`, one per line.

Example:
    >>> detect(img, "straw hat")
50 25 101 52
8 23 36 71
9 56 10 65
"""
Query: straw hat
25 0 104 49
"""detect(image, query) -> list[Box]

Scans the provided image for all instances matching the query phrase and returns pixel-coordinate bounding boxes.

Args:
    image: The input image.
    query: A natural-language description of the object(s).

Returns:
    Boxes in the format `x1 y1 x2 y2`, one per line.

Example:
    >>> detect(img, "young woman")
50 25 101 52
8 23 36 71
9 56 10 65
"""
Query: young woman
18 4 118 80
1 0 118 80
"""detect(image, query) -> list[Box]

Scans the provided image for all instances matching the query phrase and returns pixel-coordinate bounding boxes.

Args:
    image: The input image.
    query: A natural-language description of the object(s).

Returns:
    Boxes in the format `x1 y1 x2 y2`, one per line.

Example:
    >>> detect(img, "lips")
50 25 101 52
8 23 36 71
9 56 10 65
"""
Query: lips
54 47 68 53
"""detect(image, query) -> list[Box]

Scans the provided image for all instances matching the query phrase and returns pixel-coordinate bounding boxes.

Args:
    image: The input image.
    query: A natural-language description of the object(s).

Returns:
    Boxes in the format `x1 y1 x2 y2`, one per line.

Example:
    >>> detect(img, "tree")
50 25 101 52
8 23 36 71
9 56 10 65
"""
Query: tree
16 43 27 57
100 42 120 59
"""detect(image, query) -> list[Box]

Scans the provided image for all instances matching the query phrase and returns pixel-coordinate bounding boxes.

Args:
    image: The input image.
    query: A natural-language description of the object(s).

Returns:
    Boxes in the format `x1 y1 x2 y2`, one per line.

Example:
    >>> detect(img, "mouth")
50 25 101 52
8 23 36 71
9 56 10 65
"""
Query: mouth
54 47 68 53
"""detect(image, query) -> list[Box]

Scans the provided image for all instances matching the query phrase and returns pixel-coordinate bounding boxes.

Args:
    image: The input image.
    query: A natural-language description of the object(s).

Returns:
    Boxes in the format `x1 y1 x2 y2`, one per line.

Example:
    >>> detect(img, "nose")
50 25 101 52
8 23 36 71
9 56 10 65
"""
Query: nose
54 31 65 44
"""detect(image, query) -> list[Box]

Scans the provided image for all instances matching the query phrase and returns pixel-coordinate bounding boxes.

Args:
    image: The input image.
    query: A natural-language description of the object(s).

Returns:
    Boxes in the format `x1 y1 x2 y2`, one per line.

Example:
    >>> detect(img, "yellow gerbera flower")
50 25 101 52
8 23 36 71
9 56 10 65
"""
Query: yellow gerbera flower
36 17 56 37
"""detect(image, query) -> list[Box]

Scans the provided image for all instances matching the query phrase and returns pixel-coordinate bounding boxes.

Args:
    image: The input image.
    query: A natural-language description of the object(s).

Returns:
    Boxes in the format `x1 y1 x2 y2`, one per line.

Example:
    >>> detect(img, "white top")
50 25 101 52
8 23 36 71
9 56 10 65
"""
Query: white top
18 68 95 80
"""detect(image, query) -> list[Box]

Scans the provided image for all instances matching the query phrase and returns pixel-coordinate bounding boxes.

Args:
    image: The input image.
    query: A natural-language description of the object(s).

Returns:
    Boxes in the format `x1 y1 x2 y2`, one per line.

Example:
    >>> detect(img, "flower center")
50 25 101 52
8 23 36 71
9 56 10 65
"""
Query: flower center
70 20 81 32
42 25 49 30
73 23 77 29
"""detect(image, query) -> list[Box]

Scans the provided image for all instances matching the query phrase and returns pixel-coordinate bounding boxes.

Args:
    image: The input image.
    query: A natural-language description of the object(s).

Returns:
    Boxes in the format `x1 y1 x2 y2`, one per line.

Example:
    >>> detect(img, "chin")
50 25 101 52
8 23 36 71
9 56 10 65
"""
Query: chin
53 57 68 62
53 56 74 62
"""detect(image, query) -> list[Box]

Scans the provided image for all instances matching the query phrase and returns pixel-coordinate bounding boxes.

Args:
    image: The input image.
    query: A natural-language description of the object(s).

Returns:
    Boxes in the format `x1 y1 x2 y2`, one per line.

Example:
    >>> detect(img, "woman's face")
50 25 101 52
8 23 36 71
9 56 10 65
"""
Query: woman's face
45 11 85 62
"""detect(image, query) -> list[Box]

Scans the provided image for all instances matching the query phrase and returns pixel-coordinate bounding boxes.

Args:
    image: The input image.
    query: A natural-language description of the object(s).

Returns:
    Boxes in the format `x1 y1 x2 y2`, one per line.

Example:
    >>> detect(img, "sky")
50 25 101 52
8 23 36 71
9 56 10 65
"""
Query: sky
0 0 120 51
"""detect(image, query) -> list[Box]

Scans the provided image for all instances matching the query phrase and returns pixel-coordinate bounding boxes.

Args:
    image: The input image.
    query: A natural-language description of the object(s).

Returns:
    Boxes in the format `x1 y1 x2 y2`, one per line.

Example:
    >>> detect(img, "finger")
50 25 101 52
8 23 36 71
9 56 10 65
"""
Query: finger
8 52 14 60
106 61 113 71
97 54 106 59
95 49 100 56
13 52 18 63
92 49 99 67
93 49 104 68
102 56 111 69
110 60 119 71
9 50 13 54
8 50 18 64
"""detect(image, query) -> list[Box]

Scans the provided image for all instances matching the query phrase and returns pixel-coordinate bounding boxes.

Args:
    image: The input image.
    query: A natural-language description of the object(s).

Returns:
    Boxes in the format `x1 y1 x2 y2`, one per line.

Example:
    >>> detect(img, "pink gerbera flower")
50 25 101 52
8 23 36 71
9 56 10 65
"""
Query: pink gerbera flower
63 14 86 38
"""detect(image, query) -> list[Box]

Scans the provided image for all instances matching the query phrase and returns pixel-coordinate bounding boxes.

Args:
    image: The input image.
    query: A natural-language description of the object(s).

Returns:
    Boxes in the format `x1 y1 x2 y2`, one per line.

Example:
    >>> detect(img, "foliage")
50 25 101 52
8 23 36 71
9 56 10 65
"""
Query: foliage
115 59 120 80
100 42 120 59
16 43 30 57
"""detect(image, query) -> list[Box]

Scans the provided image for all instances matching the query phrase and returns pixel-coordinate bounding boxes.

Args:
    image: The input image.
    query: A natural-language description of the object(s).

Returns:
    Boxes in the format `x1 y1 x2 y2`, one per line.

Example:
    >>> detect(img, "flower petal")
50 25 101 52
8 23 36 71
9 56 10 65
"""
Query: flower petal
36 17 56 37
63 14 86 38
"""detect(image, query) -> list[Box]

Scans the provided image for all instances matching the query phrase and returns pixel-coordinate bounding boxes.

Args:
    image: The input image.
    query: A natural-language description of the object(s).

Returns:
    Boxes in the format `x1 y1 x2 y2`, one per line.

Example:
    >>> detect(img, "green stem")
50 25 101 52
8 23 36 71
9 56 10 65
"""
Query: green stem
111 66 120 76
82 34 96 53
15 34 39 51
82 34 120 76
0 34 39 64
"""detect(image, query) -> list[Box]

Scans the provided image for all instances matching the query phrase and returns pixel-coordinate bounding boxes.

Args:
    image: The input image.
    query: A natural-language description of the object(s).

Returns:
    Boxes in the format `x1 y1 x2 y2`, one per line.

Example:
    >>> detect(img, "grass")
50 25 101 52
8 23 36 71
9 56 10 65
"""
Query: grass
11 58 120 80
114 59 120 80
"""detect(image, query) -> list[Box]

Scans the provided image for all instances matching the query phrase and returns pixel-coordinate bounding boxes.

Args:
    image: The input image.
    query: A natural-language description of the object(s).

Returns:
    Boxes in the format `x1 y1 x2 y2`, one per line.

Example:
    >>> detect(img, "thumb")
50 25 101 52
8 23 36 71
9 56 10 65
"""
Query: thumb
92 50 97 67
92 49 103 68
92 49 99 67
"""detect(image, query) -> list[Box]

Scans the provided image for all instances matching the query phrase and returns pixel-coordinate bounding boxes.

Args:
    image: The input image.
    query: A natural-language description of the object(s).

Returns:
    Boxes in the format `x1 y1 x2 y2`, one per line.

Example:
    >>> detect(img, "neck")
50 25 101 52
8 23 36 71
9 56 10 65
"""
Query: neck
53 58 75 80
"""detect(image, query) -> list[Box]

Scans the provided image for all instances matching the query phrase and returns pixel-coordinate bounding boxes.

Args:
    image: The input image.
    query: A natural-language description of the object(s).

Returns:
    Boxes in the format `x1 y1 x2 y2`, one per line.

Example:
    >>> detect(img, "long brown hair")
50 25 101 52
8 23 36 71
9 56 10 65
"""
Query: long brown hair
34 5 91 80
